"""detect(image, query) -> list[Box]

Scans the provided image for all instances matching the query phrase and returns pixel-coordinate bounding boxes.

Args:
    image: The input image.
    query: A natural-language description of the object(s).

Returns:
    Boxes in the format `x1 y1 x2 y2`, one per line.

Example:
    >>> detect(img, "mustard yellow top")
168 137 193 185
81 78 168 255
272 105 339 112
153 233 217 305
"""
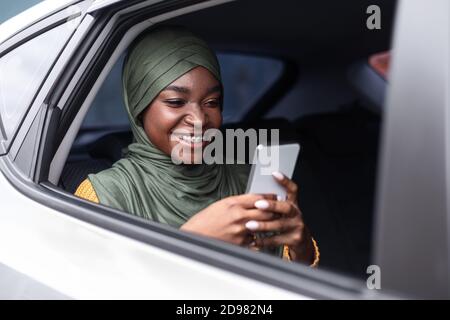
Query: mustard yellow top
75 179 319 267
75 179 99 203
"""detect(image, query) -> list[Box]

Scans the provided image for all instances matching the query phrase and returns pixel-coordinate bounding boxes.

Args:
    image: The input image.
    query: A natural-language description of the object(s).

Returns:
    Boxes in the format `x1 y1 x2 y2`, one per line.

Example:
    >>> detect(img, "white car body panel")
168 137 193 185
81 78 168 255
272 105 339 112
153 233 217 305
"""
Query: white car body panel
0 171 307 299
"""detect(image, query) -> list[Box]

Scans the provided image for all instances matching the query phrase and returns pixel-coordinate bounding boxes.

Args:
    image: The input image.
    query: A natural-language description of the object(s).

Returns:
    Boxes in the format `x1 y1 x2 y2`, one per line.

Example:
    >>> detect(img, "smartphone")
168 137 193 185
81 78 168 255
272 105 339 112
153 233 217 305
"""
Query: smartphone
245 143 300 200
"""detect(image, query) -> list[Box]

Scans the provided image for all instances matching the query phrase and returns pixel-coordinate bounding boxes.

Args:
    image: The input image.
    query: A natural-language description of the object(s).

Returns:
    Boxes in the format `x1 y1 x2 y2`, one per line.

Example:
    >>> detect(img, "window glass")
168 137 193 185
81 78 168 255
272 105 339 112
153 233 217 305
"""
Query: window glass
0 22 72 140
82 53 284 128
66 0 401 293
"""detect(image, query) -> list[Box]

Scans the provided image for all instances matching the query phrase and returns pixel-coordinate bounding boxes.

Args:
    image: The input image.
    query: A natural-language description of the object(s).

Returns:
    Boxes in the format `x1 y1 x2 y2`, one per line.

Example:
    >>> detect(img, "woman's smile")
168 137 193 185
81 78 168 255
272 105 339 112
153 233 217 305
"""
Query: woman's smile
171 131 210 149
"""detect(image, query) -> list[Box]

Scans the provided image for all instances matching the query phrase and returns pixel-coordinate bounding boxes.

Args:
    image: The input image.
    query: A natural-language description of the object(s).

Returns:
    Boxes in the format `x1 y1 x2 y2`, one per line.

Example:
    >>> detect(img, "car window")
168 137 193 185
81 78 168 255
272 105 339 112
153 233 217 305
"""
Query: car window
0 22 72 142
42 0 413 299
0 0 43 24
82 52 284 129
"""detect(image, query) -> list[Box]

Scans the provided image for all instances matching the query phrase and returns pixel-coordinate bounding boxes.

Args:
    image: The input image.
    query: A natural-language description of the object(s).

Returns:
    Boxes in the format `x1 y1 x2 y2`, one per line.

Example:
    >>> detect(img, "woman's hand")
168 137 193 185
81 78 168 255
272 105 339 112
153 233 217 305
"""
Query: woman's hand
180 173 314 265
247 172 315 264
180 193 277 246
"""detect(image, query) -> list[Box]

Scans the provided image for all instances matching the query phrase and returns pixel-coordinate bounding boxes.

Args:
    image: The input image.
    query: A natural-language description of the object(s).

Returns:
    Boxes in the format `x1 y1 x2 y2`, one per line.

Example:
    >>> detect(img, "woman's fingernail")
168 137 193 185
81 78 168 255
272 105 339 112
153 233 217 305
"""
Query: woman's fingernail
245 220 259 231
254 200 270 209
272 171 284 180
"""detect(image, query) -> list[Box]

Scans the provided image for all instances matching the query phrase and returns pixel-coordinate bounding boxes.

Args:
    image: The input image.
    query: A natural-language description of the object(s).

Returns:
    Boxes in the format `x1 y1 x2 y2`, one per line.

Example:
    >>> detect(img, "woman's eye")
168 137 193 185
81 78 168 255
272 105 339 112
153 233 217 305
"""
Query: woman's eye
165 99 185 107
205 99 221 108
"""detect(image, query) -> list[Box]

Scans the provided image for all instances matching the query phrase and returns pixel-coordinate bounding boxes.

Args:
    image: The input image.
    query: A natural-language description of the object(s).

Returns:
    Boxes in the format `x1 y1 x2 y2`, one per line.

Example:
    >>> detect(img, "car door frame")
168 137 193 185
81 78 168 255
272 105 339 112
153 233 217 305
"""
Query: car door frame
374 0 450 299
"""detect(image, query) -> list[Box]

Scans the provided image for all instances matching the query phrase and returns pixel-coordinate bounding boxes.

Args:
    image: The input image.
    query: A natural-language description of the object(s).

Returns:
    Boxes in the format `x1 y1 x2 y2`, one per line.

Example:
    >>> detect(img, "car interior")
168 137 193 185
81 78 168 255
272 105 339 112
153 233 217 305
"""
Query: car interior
56 0 396 279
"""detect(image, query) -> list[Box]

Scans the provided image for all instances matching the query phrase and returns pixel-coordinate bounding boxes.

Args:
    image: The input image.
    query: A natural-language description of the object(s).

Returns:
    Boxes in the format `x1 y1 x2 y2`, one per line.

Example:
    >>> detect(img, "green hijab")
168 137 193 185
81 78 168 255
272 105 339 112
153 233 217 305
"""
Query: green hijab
87 26 250 228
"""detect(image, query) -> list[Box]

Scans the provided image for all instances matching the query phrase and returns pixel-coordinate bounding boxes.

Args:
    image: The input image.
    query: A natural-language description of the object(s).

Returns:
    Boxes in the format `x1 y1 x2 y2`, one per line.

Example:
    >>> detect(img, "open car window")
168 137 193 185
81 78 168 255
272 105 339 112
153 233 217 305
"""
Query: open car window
58 0 395 281
58 0 395 282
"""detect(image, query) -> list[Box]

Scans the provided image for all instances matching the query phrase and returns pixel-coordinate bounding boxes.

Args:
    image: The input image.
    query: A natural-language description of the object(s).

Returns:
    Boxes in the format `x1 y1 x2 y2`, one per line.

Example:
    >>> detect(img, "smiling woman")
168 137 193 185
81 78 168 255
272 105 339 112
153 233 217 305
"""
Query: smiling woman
74 26 319 267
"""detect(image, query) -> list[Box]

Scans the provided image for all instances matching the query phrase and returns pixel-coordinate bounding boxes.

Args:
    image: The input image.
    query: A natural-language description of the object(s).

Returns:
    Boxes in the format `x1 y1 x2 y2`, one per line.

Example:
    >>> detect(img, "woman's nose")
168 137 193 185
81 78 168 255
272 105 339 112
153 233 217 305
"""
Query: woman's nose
184 104 208 127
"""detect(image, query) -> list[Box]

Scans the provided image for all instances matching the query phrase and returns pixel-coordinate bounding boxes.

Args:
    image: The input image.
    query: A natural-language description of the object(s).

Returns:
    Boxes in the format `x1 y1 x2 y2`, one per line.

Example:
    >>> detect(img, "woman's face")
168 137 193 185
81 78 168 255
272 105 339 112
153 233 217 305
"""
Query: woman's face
141 66 222 163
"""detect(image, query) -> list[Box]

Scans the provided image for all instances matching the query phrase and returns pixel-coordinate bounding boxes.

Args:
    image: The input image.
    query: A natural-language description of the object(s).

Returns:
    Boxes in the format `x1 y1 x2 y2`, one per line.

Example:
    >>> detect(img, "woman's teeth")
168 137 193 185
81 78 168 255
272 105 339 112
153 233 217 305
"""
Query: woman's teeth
180 135 203 143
